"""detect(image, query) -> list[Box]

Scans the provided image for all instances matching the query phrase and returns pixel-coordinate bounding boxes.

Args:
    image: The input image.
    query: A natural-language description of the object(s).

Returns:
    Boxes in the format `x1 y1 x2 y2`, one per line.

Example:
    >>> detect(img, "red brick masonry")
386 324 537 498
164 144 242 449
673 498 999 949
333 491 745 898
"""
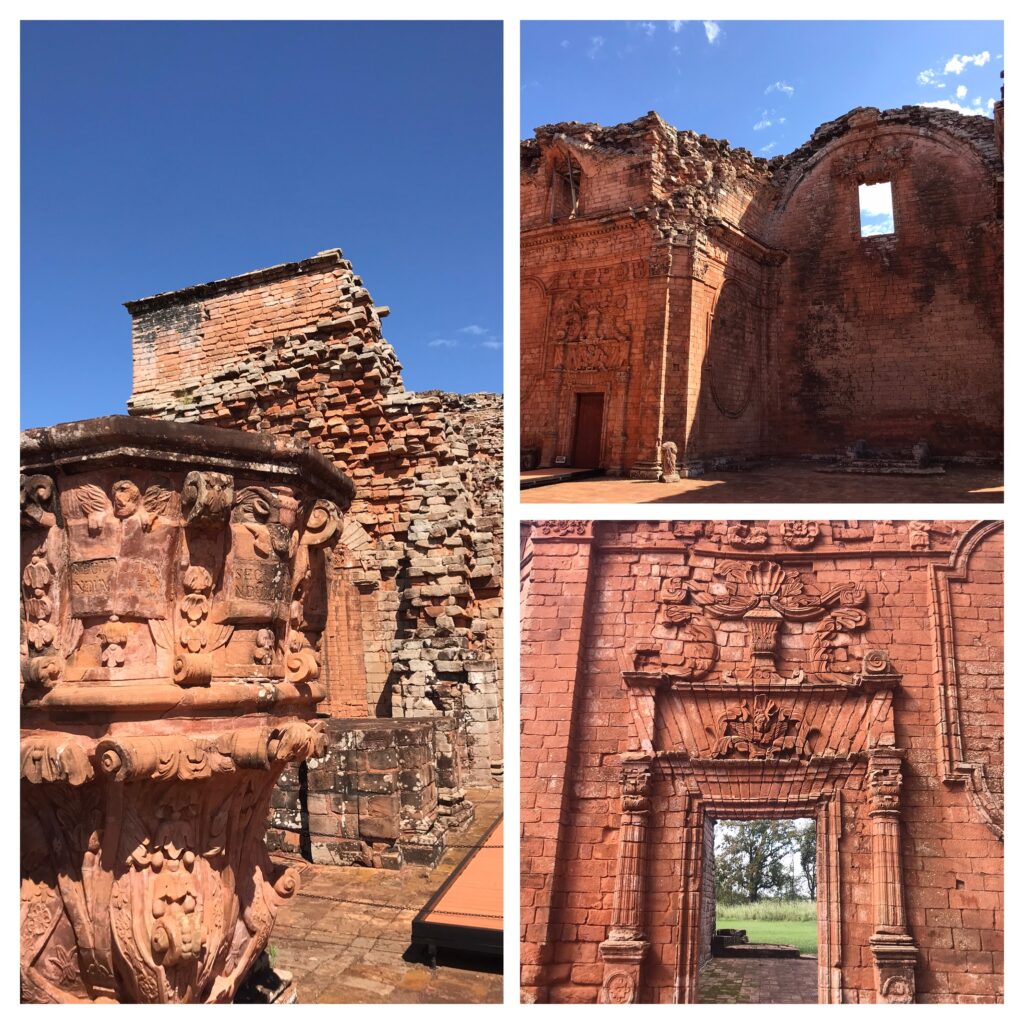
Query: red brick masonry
520 521 1002 1003
521 106 1003 477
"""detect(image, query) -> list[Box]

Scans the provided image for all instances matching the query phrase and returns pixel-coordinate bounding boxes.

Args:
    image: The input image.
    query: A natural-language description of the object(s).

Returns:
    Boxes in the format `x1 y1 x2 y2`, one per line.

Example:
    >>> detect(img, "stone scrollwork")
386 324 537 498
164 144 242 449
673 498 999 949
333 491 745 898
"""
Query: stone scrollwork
689 560 868 685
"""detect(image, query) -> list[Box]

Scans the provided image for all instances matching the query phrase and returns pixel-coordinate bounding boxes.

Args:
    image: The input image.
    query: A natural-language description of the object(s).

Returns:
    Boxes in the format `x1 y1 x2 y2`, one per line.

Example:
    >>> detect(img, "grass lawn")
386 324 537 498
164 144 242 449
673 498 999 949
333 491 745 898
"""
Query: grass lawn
715 916 818 955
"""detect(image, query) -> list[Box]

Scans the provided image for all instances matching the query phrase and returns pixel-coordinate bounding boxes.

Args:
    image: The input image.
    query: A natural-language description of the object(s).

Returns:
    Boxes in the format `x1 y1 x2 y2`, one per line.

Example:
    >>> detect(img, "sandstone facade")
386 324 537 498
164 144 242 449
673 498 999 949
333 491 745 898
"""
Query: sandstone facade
520 520 1003 1003
20 417 352 1002
126 251 503 788
521 106 1003 478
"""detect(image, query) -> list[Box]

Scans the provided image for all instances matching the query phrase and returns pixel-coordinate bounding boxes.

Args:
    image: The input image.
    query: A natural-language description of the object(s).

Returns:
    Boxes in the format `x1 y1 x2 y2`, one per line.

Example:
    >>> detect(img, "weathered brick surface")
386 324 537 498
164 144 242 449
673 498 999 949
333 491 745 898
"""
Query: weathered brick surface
126 251 503 787
521 107 1003 477
520 520 1002 1004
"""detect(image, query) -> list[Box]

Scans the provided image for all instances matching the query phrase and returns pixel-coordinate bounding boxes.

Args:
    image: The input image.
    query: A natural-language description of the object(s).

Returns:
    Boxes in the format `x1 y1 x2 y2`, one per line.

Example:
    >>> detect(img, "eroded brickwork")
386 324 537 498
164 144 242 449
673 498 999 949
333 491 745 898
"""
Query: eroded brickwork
520 520 1003 1004
521 107 1003 477
127 251 502 787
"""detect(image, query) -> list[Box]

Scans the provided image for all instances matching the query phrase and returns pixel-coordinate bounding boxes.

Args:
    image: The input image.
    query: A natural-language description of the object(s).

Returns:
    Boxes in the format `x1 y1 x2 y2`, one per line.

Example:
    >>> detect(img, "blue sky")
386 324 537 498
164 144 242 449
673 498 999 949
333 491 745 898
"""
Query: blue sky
521 20 1004 160
21 21 503 430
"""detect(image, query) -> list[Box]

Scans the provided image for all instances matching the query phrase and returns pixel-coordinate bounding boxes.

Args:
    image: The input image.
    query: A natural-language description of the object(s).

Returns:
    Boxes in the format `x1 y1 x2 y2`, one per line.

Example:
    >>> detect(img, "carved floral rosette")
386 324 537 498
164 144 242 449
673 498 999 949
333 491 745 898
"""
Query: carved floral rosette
19 417 353 1004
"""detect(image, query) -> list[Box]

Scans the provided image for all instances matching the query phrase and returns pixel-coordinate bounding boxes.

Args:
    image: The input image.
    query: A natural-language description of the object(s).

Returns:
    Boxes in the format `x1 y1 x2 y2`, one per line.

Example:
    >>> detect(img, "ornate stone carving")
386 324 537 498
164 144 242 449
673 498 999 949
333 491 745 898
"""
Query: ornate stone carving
20 416 351 1003
721 522 768 549
782 520 819 549
690 560 867 685
712 694 809 760
173 566 232 687
21 473 61 529
599 755 652 1003
660 441 680 483
866 747 918 1004
533 520 592 539
181 471 234 525
551 289 632 346
635 574 717 683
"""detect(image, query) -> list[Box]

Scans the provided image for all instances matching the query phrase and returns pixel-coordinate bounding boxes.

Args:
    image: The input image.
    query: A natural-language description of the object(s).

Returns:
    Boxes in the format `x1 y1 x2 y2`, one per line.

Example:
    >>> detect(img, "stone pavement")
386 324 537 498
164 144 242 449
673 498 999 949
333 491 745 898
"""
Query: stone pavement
269 788 503 1003
697 956 818 1004
520 462 1002 504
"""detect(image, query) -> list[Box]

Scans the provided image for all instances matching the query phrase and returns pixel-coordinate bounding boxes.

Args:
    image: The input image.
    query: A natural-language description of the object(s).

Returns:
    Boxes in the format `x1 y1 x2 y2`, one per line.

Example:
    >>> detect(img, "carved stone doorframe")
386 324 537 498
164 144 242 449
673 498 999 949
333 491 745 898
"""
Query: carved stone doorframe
598 746 917 1004
669 783 847 1005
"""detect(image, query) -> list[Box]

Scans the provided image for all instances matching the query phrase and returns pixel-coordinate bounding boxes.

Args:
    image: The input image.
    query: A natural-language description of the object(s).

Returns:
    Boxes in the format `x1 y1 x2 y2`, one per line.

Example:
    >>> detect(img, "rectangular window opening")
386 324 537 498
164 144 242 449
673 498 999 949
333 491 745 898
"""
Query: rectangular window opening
859 181 894 237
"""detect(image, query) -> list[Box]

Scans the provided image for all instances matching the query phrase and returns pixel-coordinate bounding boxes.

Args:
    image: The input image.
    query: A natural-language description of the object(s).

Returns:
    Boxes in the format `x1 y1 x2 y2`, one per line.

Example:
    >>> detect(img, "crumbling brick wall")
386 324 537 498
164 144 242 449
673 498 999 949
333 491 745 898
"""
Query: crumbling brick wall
126 251 502 786
521 107 1003 477
520 520 1003 1004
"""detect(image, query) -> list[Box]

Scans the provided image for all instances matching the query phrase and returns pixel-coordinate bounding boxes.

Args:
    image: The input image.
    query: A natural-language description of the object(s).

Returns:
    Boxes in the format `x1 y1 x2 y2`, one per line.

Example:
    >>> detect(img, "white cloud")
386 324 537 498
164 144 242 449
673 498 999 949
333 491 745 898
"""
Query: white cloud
859 182 893 218
973 96 982 106
765 80 795 97
638 21 656 37
945 51 990 74
917 68 939 86
988 97 996 110
587 35 605 60
919 98 990 117
480 340 502 350
860 222 893 237
753 110 783 131
560 39 570 49
956 84 968 99
428 338 457 349
459 324 488 336
703 21 720 44
759 142 777 155
669 20 684 33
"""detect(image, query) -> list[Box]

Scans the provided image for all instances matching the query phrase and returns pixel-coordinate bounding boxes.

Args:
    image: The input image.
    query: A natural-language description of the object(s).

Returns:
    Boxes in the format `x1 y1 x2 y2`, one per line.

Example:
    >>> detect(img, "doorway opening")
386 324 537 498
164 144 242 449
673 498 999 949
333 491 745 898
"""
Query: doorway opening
698 817 819 1004
571 393 604 468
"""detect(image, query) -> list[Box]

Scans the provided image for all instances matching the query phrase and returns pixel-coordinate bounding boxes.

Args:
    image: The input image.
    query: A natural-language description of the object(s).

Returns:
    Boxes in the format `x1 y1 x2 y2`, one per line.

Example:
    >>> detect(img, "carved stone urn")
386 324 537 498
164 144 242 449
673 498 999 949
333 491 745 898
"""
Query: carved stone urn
20 417 354 1003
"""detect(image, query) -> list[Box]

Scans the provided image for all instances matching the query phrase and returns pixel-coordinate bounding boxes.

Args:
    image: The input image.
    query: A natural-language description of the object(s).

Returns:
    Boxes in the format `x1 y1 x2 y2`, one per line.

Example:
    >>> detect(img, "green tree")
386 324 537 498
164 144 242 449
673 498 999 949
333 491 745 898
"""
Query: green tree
796 819 817 900
714 821 799 904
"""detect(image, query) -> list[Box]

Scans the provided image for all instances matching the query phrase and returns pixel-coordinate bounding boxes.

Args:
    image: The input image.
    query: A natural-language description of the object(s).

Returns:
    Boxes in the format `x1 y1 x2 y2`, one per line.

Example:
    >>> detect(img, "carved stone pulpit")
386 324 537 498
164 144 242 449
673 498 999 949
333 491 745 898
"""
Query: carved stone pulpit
20 416 353 1003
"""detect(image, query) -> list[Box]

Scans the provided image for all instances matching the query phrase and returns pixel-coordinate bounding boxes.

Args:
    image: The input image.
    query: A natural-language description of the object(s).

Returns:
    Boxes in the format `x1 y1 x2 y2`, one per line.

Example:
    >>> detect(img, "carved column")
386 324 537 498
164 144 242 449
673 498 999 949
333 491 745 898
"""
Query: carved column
866 747 918 1003
599 755 653 1003
19 416 354 1004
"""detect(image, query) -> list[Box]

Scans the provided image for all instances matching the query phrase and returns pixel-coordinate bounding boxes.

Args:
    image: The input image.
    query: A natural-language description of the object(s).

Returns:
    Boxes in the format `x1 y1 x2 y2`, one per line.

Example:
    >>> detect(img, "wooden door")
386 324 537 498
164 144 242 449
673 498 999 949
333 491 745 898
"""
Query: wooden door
572 393 604 467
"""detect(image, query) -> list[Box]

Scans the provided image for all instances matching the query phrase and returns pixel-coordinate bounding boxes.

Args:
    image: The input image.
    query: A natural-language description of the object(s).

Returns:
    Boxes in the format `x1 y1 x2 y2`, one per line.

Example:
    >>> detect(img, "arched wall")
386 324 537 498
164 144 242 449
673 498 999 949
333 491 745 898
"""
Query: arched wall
766 124 1002 455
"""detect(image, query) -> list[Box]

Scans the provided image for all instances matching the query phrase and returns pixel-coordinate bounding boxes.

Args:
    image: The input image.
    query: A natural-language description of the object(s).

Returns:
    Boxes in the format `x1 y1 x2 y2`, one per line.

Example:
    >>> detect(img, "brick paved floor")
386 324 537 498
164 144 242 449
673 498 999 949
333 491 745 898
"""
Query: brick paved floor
520 462 1002 504
269 788 503 1003
697 956 818 1004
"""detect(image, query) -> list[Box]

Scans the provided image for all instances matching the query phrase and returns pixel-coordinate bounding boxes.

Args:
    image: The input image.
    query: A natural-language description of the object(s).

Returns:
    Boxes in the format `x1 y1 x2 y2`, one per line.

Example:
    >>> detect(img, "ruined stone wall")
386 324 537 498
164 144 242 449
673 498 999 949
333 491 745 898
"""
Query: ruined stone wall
521 107 1003 475
127 251 502 786
520 520 1003 1004
268 717 472 869
766 108 1003 455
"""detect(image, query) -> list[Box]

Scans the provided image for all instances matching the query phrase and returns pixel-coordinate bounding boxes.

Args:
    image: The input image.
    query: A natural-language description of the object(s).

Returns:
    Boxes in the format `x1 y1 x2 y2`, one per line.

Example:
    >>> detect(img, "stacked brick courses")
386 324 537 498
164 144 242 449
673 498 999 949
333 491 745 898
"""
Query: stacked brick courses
127 251 502 788
522 106 1002 477
520 520 1002 1003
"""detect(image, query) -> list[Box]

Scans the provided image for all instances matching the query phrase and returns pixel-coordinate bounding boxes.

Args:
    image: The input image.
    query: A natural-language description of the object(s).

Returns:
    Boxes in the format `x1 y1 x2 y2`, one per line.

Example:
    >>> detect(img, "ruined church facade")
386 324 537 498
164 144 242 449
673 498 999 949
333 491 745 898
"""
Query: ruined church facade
521 107 1003 478
520 520 1003 1004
